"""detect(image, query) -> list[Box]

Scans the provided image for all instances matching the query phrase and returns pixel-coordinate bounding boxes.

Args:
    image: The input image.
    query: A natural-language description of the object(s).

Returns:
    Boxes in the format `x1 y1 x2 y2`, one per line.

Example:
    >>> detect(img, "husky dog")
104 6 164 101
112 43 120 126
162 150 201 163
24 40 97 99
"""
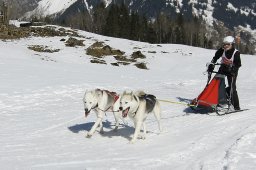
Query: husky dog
119 91 162 143
83 89 122 137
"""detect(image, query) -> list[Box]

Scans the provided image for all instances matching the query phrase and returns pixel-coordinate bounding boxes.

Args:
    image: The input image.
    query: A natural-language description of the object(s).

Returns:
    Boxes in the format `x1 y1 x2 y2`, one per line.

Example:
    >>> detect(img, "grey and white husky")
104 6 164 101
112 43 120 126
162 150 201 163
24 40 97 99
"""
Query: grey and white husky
119 91 162 143
83 89 122 137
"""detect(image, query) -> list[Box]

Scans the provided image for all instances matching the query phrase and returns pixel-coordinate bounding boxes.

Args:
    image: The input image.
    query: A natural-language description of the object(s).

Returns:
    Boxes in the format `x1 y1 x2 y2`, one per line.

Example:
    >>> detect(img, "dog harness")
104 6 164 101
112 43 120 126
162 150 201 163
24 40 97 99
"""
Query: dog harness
145 94 156 113
105 90 119 102
139 94 156 113
95 89 119 112
129 94 157 117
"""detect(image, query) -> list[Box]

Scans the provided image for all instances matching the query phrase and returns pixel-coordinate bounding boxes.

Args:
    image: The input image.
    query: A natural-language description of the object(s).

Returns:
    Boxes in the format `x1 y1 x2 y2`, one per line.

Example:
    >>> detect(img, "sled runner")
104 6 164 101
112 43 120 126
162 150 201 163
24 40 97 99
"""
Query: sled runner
190 64 245 115
216 108 249 115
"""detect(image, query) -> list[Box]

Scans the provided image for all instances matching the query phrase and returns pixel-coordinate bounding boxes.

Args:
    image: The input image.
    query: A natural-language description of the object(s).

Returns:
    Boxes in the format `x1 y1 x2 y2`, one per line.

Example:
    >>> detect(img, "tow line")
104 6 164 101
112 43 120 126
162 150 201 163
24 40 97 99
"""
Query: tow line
158 99 196 107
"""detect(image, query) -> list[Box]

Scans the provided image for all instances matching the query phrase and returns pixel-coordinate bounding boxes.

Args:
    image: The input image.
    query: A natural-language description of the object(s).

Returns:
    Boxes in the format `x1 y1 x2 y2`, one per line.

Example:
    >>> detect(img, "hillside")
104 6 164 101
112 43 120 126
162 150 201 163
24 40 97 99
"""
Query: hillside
0 25 256 169
19 0 256 53
2 0 255 53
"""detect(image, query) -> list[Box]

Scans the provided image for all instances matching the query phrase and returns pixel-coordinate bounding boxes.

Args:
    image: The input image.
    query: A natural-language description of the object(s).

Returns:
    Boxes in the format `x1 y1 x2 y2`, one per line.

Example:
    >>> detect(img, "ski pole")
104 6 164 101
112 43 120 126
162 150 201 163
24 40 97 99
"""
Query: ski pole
228 76 234 109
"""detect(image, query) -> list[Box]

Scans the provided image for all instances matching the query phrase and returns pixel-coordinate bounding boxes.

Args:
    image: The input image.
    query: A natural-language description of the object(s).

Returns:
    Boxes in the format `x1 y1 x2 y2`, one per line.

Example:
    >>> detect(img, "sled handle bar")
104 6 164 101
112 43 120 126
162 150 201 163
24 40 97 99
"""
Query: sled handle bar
208 63 221 66
208 71 227 76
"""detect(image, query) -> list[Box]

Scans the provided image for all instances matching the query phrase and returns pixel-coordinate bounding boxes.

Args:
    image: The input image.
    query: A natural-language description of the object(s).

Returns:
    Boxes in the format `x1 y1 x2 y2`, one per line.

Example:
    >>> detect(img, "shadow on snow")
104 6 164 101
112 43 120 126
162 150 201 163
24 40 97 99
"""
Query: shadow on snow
68 120 113 133
177 97 214 115
68 120 135 140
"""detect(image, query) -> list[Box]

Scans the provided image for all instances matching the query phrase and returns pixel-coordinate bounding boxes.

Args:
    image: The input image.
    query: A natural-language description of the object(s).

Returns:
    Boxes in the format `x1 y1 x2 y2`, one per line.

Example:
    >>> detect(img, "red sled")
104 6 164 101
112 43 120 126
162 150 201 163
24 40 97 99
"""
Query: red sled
190 73 232 115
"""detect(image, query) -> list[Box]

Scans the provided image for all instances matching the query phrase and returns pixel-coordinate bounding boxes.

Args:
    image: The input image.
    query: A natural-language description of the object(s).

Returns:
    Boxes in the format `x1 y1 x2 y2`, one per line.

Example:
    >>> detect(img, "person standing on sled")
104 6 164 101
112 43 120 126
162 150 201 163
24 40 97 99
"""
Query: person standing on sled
207 36 241 110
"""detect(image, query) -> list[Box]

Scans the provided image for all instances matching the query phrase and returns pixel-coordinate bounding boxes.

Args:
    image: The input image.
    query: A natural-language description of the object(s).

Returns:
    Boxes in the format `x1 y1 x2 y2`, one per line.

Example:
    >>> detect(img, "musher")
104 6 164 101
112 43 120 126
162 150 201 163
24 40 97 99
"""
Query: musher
207 36 242 110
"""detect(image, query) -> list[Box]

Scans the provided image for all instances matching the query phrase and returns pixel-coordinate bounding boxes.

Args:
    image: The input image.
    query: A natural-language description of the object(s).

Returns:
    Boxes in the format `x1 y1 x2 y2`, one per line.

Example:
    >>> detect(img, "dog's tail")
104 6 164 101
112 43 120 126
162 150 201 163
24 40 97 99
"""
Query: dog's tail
134 90 146 97
152 99 162 132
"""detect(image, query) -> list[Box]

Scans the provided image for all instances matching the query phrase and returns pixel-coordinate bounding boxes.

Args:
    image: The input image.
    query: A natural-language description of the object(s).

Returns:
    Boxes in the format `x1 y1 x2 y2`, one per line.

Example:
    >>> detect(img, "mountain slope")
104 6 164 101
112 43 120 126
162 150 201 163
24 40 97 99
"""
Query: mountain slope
24 0 78 18
0 0 40 18
23 0 256 30
21 0 256 48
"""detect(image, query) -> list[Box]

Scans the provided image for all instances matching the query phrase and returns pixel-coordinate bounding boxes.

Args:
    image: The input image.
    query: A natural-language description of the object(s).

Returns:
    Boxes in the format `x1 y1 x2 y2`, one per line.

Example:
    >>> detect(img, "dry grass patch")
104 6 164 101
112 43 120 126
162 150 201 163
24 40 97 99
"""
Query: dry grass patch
134 62 148 70
65 37 85 47
131 51 146 59
28 45 60 53
90 59 107 64
86 42 125 58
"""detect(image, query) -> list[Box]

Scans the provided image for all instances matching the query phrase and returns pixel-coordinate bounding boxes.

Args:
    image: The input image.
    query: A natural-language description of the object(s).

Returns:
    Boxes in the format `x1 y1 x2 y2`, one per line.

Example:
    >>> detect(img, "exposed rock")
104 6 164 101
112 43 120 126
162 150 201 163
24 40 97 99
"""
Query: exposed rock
90 59 107 64
28 45 60 53
113 55 136 62
65 37 84 47
0 25 81 39
134 62 148 70
131 51 146 59
86 42 125 58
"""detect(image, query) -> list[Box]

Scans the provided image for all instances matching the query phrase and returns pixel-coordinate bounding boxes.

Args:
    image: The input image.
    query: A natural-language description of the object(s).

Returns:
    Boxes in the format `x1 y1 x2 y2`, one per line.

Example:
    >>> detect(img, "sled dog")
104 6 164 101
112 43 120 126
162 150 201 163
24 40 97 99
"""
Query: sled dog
119 91 162 143
83 89 122 137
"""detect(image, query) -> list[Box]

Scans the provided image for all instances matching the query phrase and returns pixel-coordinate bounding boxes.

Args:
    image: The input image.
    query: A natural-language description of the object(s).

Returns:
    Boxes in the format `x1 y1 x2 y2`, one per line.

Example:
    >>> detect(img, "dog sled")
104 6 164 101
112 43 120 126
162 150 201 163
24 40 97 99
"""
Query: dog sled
190 63 247 115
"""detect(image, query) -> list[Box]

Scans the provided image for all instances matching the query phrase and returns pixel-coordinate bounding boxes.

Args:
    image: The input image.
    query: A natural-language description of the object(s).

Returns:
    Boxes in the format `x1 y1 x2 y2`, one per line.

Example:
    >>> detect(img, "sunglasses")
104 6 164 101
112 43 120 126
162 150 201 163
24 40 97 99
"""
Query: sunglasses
223 43 232 46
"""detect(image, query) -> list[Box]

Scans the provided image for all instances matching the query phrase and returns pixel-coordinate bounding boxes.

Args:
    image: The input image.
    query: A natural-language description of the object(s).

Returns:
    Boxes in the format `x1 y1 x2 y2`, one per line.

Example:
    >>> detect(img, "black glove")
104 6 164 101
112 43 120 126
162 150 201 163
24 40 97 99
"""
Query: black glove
207 63 215 72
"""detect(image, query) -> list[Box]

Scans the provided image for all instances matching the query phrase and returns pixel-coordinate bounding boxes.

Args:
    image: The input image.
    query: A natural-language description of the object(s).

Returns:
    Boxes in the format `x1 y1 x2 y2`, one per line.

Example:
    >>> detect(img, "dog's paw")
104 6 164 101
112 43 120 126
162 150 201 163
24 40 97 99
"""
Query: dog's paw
140 136 146 140
113 126 118 132
129 139 136 144
138 134 146 139
86 133 92 138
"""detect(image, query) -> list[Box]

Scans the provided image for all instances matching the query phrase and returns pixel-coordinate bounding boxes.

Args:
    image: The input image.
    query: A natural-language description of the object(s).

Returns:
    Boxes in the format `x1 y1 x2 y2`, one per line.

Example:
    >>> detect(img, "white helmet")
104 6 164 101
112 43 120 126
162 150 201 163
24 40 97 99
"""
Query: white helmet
223 36 235 44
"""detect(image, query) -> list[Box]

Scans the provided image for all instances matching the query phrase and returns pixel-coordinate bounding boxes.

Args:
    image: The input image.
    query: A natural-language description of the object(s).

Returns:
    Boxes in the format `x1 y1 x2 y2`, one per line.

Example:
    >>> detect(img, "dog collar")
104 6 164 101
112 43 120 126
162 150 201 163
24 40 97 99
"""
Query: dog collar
92 104 98 110
132 105 140 117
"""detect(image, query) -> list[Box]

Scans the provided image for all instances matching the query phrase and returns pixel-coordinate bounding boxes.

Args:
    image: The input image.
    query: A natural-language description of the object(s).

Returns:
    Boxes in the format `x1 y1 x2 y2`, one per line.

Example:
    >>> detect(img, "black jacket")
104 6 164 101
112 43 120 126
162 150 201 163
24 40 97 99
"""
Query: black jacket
211 47 241 75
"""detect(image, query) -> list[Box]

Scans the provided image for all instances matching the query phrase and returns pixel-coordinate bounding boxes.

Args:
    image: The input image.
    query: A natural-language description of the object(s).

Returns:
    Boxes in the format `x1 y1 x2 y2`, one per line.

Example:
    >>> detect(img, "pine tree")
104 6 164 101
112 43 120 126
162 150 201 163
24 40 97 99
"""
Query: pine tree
175 13 185 44
146 23 157 43
93 2 106 33
118 3 130 39
103 4 120 37
155 13 169 43
139 15 149 42
130 12 140 40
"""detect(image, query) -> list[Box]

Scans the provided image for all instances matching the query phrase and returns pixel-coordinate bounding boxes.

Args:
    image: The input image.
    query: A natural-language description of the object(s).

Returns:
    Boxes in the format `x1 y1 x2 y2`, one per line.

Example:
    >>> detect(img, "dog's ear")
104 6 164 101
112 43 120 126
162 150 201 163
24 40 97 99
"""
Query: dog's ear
123 90 128 95
132 92 139 102
91 90 96 96
96 90 102 97
84 89 88 95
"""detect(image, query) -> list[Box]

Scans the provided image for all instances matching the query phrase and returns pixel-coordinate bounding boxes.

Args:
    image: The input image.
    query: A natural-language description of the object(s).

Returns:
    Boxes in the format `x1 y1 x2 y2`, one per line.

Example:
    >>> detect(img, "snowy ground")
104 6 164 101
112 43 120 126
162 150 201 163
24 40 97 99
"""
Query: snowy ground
1 26 256 170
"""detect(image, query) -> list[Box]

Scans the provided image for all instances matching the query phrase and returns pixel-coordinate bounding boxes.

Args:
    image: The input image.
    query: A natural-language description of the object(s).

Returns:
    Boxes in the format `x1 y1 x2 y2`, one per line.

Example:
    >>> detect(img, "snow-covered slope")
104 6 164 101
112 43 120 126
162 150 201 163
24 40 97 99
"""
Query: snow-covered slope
25 0 78 17
0 26 256 169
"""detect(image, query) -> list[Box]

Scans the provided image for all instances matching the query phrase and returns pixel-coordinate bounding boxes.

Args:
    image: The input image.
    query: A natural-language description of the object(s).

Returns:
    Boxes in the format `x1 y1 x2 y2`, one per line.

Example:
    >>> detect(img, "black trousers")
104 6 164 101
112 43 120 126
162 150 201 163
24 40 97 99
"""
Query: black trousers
226 73 240 109
218 65 240 109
